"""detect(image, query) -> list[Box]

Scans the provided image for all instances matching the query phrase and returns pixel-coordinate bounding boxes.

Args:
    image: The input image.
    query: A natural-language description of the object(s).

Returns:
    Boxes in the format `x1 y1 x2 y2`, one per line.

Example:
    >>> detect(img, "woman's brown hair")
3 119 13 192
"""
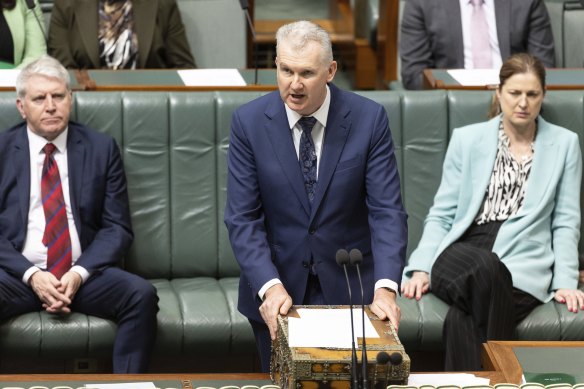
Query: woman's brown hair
488 53 547 118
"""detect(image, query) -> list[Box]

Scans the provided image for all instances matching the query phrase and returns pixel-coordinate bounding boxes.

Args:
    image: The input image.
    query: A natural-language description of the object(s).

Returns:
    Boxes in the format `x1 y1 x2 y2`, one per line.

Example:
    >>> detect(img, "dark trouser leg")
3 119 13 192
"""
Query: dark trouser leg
71 267 159 373
430 222 535 371
249 319 272 373
0 269 42 318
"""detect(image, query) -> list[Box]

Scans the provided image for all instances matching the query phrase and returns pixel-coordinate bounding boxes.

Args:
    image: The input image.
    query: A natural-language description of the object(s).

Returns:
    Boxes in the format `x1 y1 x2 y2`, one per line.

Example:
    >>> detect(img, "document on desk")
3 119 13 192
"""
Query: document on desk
85 383 156 389
407 373 490 386
288 308 379 348
447 69 499 86
177 69 246 86
0 69 19 87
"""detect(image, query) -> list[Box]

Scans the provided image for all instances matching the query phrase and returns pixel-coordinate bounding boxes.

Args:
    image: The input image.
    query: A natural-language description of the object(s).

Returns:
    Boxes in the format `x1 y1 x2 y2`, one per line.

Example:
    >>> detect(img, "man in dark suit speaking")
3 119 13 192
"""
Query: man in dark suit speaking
224 20 408 371
0 55 158 373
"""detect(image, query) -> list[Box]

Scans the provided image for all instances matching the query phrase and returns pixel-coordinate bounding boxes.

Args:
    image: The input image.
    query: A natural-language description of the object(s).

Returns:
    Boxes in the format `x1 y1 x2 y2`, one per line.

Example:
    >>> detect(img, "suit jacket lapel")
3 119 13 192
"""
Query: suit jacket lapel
494 0 511 59
67 125 85 236
448 0 465 67
310 84 350 217
264 95 312 216
133 0 157 68
13 126 31 229
470 118 499 212
515 117 557 216
76 0 100 68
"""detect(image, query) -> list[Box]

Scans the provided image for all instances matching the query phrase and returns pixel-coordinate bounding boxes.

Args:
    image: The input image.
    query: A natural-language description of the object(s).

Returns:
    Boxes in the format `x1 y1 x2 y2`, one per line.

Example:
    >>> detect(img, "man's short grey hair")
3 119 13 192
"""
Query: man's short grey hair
16 55 71 99
276 20 333 65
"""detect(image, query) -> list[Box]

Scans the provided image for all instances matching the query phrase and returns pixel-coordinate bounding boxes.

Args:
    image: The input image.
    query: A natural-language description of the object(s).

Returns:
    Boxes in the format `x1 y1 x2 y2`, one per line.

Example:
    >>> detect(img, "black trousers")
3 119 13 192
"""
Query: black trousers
431 222 541 371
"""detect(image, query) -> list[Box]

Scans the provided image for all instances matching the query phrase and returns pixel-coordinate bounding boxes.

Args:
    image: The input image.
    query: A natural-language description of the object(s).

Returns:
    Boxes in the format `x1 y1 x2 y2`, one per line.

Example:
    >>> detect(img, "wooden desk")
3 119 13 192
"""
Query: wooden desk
482 340 584 384
0 371 508 387
424 68 584 90
0 373 270 389
78 69 278 92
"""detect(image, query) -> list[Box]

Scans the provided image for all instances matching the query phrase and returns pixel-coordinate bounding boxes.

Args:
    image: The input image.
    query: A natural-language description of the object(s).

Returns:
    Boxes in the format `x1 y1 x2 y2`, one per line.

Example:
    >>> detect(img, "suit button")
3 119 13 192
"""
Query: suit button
302 261 309 268
309 228 316 235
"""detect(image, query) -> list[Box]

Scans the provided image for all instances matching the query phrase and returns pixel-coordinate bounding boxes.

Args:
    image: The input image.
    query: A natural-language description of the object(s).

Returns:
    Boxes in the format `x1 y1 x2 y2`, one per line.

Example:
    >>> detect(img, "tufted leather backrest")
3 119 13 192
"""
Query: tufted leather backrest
1 89 583 280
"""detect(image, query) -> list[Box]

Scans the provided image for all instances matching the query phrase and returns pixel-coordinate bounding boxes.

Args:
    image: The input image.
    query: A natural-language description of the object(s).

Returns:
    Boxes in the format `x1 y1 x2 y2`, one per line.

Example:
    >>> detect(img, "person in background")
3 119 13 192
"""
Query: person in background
401 53 584 371
225 20 407 372
0 55 159 373
0 0 46 68
48 0 195 69
400 0 555 90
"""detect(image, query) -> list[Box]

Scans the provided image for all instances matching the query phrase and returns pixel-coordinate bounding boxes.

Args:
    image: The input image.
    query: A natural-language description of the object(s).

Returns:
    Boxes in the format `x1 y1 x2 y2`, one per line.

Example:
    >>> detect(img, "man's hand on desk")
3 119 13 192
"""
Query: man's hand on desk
260 283 293 340
370 287 400 331
29 271 72 314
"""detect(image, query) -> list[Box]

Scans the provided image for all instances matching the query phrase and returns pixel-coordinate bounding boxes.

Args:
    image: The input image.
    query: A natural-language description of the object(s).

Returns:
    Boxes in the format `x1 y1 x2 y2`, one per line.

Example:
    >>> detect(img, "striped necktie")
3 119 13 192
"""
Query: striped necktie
41 143 72 279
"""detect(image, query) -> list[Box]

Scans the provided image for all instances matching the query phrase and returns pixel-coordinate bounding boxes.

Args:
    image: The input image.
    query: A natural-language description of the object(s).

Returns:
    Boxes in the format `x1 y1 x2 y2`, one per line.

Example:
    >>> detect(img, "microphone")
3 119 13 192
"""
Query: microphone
336 249 359 389
237 0 259 85
388 352 403 366
25 0 48 44
349 248 368 389
374 352 390 389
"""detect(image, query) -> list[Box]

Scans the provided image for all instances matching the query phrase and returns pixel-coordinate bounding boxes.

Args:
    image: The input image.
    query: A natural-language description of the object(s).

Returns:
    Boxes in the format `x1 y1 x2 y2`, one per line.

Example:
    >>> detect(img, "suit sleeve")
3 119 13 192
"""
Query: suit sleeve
160 0 196 68
404 128 464 277
48 0 76 68
366 104 408 285
526 0 556 68
400 0 434 90
224 110 279 299
75 137 133 272
550 133 581 290
17 0 47 68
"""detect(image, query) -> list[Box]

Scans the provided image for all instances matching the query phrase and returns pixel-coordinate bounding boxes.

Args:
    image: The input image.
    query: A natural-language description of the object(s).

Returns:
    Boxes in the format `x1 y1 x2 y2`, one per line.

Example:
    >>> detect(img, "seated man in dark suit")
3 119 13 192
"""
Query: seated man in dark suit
0 55 159 373
400 0 555 90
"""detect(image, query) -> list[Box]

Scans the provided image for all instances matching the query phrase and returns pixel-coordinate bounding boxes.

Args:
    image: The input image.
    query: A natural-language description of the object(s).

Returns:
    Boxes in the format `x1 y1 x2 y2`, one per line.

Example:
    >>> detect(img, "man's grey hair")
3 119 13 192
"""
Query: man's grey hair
16 55 71 99
276 20 333 65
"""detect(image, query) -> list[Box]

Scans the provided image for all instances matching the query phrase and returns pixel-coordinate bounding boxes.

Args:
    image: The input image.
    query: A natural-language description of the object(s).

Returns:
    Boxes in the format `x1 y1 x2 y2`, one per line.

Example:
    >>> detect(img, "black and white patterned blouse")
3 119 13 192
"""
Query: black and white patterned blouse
98 0 138 70
475 123 535 224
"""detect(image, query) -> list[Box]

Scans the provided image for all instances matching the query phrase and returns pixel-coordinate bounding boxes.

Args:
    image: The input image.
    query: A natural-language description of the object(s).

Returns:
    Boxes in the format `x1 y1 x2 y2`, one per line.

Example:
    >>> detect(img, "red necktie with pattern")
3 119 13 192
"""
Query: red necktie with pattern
41 143 72 279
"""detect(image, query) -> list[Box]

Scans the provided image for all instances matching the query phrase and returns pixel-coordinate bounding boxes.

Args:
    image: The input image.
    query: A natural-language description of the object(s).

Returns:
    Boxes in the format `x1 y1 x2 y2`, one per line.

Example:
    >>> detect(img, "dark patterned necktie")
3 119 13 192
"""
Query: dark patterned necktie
298 116 318 205
41 143 72 279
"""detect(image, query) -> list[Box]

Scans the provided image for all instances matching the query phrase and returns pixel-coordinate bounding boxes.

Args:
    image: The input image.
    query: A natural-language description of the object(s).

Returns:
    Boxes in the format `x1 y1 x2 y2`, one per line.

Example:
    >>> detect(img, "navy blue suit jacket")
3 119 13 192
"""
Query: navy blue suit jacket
224 84 408 322
0 121 133 280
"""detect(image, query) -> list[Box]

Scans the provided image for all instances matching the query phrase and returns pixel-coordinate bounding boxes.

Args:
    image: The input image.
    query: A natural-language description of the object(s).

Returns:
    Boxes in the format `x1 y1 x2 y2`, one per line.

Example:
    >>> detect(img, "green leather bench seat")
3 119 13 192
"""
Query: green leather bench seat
0 90 582 371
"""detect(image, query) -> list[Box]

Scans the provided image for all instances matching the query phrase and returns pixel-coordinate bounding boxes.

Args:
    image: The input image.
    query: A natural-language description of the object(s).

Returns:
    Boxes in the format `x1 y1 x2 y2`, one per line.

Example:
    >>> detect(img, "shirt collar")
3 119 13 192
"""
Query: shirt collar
27 127 69 156
285 85 331 129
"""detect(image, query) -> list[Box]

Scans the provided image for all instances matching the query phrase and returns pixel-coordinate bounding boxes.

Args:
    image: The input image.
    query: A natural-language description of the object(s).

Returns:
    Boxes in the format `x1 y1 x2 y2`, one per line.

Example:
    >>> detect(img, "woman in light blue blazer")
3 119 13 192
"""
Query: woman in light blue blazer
0 0 46 68
401 53 584 371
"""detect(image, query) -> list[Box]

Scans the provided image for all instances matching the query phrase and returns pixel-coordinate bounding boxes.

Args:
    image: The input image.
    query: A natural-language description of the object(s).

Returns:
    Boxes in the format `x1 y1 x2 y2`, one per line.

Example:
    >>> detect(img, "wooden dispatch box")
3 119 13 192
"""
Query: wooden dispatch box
270 305 410 389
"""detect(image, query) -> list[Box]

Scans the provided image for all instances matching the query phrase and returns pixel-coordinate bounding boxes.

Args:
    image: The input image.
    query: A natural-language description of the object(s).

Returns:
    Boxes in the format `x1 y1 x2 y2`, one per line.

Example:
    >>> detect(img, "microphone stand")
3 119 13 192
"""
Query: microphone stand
336 249 359 389
350 249 368 389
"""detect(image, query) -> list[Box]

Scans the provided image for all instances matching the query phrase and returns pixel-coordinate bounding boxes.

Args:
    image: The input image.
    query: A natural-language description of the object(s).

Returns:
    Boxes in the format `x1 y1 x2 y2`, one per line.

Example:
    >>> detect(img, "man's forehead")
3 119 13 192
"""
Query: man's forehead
25 75 69 94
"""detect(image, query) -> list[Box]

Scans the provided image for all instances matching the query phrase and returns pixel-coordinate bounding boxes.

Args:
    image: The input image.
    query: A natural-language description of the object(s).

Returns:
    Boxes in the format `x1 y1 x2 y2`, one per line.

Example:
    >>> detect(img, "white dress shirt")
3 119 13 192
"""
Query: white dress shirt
21 128 87 284
460 0 503 69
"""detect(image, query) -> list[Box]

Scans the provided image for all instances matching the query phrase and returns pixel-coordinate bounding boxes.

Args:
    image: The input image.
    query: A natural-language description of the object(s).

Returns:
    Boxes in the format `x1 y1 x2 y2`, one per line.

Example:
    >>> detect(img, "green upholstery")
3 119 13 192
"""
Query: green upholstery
0 90 583 371
544 0 584 68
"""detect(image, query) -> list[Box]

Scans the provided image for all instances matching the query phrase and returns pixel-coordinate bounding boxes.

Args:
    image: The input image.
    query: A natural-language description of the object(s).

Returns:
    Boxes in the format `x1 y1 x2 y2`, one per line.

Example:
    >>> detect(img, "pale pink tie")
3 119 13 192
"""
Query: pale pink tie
471 0 493 68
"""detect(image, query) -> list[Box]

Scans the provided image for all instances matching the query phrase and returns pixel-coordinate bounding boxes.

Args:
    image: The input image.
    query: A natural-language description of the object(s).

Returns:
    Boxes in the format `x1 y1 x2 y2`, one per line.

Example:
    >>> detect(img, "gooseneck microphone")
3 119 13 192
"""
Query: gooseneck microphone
237 0 259 85
374 352 390 389
349 248 368 389
25 0 48 45
336 249 359 389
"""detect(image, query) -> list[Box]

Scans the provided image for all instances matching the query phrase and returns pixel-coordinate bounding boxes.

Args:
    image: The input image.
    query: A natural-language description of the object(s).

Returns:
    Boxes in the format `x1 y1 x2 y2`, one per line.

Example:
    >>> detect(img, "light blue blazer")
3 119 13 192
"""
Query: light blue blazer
404 115 581 303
